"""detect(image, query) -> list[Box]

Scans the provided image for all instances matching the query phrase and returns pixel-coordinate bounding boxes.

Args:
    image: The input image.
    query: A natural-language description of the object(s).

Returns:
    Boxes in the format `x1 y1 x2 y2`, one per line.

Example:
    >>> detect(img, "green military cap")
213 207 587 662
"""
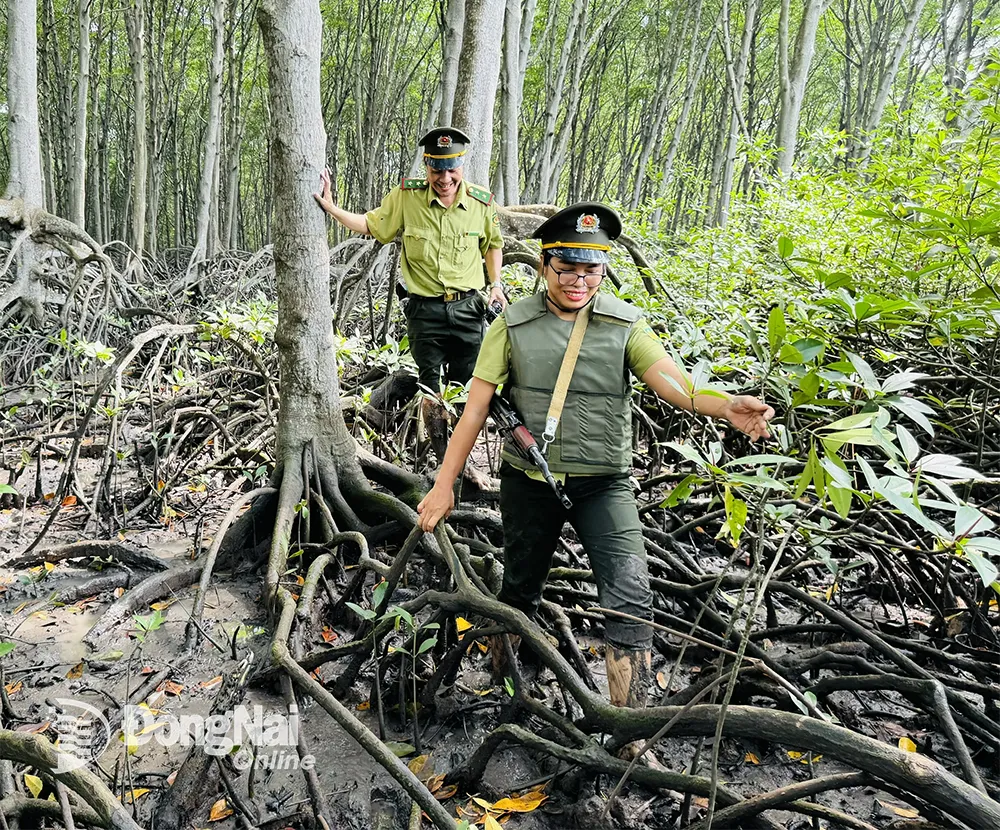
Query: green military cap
419 126 471 170
532 202 622 264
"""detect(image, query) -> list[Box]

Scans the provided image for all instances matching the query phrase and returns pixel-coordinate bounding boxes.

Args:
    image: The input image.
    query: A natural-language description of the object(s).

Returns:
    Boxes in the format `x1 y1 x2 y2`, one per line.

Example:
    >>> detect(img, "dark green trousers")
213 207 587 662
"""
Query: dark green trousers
498 463 653 650
404 293 485 391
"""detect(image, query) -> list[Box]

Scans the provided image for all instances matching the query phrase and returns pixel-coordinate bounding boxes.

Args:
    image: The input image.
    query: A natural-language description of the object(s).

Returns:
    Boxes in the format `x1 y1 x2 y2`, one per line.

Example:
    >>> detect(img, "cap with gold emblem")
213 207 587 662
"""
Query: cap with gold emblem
531 202 622 264
419 126 471 171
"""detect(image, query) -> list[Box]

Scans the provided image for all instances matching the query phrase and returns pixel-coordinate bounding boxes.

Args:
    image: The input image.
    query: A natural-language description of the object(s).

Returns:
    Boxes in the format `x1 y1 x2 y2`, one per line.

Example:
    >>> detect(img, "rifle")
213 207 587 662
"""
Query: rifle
484 300 573 509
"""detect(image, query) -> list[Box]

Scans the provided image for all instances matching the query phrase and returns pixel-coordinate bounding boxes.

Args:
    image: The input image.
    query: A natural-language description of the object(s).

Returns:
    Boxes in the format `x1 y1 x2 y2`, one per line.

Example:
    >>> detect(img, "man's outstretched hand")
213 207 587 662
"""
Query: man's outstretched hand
313 168 335 215
723 395 775 442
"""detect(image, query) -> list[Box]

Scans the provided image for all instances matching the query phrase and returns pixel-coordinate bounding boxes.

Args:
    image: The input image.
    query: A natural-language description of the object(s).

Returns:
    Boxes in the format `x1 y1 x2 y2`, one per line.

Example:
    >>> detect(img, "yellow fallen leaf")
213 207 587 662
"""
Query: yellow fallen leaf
5 680 23 696
356 700 370 711
66 662 85 679
656 671 668 690
425 773 445 792
898 736 917 753
471 796 495 812
484 815 503 830
24 774 44 798
744 752 760 764
787 750 822 764
492 791 547 812
456 616 474 637
208 797 233 822
124 788 150 803
408 754 430 776
150 599 175 611
44 561 56 572
889 804 920 818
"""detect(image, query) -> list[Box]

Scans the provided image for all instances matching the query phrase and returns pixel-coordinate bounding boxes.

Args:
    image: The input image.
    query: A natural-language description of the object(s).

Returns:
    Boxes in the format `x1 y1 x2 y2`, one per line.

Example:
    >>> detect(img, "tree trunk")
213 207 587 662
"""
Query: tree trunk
774 0 827 176
6 0 45 204
650 8 717 230
3 0 47 324
498 0 521 204
438 0 465 124
714 0 758 228
851 0 929 163
125 0 148 261
536 0 585 203
189 0 227 270
451 0 504 186
71 0 91 228
256 0 369 603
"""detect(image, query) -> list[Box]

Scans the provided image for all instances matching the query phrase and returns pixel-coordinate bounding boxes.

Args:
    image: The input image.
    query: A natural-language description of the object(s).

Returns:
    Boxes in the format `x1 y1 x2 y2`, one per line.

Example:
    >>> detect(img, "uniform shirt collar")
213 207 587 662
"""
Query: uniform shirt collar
427 180 469 210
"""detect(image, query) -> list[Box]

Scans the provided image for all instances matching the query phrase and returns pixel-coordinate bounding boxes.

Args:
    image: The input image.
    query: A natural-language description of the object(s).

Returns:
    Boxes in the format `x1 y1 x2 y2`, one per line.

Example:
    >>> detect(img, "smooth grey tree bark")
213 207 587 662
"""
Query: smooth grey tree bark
452 0 504 187
774 0 828 176
713 0 758 227
3 0 47 323
498 0 521 204
125 0 148 260
536 0 584 203
189 0 228 272
71 0 91 228
438 0 465 124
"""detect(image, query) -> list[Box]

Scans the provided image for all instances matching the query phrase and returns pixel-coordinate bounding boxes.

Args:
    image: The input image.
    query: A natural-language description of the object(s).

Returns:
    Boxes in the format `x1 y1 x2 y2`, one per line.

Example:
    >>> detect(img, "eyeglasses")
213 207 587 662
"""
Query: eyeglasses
549 264 605 287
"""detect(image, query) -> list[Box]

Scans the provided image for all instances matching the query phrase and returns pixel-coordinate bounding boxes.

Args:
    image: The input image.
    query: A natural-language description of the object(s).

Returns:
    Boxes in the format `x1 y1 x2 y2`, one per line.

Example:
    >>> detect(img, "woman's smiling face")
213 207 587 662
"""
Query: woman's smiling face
542 255 605 309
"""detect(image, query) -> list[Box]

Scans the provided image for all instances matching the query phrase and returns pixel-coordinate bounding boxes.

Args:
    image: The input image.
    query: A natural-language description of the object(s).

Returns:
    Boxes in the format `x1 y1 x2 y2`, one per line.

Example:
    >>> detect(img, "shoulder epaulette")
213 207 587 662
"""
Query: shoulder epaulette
401 177 428 191
465 184 494 206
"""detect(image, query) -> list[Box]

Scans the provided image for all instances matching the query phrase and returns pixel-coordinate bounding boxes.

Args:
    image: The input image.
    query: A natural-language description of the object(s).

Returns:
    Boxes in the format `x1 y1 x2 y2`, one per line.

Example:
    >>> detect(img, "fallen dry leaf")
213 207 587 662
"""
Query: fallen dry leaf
65 662 85 680
744 752 760 764
208 797 233 822
24 774 44 798
897 736 917 753
491 791 547 812
199 676 223 689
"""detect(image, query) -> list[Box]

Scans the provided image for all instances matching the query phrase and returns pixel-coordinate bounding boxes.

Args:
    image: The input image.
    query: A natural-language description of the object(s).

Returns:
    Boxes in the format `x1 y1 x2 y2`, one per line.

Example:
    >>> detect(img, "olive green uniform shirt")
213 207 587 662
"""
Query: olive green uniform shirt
365 180 503 297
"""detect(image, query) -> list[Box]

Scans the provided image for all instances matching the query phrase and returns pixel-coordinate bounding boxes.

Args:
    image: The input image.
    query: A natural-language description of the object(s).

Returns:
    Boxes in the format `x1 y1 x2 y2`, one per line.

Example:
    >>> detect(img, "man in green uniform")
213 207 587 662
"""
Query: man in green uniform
415 203 774 740
314 127 505 443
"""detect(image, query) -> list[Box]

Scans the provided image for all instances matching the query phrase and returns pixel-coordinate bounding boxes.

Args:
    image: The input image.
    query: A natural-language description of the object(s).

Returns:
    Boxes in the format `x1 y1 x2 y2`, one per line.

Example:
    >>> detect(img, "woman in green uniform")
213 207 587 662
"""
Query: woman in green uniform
417 203 774 713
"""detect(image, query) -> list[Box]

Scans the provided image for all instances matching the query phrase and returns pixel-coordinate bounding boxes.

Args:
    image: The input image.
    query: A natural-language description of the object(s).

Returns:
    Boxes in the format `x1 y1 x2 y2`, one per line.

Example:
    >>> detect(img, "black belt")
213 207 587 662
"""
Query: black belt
409 289 477 303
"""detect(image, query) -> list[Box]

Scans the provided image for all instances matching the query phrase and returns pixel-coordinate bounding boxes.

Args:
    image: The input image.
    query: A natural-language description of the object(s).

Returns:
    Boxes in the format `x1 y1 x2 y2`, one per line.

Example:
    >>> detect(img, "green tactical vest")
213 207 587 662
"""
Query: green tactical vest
501 291 642 475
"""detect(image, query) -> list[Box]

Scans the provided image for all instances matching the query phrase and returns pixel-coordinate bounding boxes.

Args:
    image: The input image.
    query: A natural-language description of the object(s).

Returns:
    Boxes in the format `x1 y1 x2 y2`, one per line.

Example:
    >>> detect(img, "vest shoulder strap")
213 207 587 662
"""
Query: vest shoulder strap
592 292 642 324
505 292 548 327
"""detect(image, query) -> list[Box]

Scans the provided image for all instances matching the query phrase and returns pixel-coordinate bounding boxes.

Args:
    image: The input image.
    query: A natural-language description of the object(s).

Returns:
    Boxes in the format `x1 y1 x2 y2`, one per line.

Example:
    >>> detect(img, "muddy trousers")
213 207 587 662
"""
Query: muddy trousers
497 463 653 650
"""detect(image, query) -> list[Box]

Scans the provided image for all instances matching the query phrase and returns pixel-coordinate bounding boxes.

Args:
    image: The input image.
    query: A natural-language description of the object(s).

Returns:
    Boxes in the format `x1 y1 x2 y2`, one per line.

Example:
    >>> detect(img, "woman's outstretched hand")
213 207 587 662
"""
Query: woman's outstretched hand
723 395 775 442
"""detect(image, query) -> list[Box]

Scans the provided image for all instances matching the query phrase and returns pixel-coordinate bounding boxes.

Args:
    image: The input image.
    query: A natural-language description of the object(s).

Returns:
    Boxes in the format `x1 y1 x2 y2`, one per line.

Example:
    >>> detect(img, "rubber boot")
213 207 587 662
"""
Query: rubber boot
605 645 665 767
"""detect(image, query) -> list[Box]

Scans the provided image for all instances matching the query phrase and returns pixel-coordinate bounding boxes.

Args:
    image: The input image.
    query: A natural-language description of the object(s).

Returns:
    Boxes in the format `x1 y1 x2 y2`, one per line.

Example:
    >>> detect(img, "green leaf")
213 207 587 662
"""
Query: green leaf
846 352 880 393
384 742 417 757
915 454 984 481
345 601 376 621
372 580 388 609
0 484 16 495
664 442 708 467
417 636 438 655
724 454 797 467
719 487 748 546
896 425 920 465
0 642 16 658
965 551 999 587
821 412 874 431
777 236 794 258
767 305 787 355
660 474 700 507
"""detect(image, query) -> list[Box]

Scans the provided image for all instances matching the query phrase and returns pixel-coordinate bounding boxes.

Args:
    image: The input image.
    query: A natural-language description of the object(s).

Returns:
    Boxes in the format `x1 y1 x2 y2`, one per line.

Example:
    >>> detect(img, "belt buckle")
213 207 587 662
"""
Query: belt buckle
443 291 457 302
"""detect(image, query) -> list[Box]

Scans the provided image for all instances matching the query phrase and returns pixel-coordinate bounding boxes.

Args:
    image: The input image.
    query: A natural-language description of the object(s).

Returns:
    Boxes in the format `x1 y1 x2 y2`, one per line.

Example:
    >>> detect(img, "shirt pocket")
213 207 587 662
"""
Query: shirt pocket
403 227 433 263
453 231 480 269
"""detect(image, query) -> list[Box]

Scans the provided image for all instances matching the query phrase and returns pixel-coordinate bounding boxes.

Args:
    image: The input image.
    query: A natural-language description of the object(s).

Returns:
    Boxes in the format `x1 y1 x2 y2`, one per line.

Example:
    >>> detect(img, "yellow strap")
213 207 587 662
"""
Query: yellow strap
423 150 467 159
541 303 591 453
541 241 611 251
